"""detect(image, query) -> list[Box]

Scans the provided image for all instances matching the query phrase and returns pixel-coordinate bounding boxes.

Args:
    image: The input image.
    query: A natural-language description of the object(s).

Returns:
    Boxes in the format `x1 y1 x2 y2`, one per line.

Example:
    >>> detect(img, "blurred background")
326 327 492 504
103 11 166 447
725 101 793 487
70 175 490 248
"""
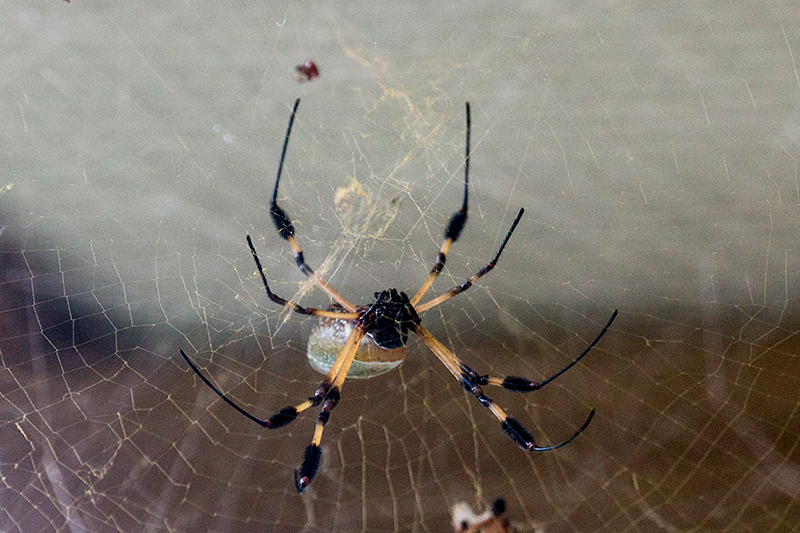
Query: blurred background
1 1 799 531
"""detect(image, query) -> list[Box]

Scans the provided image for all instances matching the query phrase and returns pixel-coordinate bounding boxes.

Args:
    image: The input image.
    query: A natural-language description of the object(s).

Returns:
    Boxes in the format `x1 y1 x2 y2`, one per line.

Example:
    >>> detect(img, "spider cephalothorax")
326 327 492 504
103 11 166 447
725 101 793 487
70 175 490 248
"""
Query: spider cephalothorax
180 99 617 493
365 288 421 349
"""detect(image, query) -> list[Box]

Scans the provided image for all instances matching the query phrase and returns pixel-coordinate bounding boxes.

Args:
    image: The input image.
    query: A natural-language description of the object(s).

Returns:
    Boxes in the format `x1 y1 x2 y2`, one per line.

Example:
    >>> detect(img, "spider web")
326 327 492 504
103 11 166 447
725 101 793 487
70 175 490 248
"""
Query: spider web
2 2 800 532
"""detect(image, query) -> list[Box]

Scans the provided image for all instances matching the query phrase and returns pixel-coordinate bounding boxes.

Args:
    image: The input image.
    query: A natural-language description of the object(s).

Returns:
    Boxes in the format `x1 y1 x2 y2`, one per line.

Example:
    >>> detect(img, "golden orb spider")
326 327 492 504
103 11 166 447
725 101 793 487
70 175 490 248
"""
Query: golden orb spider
180 99 617 493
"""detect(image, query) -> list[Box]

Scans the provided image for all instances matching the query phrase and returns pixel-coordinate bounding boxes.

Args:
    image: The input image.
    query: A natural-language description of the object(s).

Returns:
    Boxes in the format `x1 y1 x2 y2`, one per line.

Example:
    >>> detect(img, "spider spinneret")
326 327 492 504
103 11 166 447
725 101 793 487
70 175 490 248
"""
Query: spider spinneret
180 99 617 493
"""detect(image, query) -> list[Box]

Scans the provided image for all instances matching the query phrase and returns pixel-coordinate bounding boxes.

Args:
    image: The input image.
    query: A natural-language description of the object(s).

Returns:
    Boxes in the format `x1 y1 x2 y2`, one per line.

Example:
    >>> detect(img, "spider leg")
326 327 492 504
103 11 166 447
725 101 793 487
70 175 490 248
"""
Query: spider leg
476 310 617 392
180 349 315 428
181 348 340 430
295 323 366 492
415 207 524 314
411 102 471 306
247 235 359 320
268 98 357 312
185 235 361 435
293 292 394 492
181 324 366 493
414 325 595 452
180 349 274 427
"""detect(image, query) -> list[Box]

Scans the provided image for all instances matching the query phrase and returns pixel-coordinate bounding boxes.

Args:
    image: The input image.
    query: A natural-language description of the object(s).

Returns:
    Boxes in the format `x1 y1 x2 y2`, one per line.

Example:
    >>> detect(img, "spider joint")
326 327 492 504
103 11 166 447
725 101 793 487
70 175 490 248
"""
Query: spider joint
266 406 298 429
294 251 307 269
270 204 294 240
295 444 322 493
502 376 536 392
476 394 493 409
501 417 536 450
313 384 330 402
444 210 468 241
459 363 483 386
321 387 340 411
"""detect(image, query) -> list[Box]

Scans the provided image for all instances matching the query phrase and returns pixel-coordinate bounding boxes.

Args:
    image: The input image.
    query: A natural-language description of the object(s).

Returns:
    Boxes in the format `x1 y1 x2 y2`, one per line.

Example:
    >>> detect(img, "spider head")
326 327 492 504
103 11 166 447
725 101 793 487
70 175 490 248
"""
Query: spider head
367 289 421 349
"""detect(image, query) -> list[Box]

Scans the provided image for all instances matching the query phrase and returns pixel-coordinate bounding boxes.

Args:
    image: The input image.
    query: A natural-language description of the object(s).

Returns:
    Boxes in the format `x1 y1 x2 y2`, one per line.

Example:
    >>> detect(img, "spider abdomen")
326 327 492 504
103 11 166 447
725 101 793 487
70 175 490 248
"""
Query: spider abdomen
306 290 420 379
307 310 407 379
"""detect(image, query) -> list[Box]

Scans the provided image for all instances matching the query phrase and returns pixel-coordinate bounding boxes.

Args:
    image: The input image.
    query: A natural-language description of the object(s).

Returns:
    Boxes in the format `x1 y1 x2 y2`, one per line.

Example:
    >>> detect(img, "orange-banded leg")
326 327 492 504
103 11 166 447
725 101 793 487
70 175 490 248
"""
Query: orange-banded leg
475 310 617 393
413 315 616 451
294 323 366 492
411 102 471 306
177 237 359 446
179 321 367 492
246 235 359 320
179 349 313 429
415 207 524 314
292 291 400 491
179 338 347 432
267 98 357 312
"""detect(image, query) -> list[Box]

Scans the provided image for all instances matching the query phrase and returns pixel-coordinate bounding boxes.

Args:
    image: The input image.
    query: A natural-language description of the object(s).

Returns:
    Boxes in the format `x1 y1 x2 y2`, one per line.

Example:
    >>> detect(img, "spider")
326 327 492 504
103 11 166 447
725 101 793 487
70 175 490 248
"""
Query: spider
180 99 617 493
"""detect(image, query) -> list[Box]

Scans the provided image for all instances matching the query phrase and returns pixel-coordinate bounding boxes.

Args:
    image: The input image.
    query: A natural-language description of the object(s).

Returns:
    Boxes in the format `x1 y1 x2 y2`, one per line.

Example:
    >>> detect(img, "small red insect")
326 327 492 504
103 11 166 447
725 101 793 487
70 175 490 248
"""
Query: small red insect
296 60 319 82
